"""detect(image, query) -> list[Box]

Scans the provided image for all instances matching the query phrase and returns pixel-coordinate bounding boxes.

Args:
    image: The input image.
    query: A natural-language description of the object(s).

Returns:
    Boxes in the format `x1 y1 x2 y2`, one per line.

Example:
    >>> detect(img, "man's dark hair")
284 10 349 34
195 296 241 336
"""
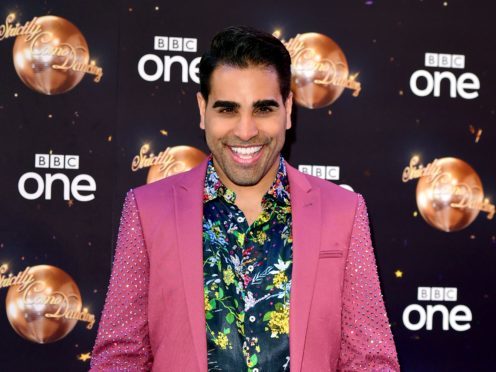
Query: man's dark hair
199 25 292 102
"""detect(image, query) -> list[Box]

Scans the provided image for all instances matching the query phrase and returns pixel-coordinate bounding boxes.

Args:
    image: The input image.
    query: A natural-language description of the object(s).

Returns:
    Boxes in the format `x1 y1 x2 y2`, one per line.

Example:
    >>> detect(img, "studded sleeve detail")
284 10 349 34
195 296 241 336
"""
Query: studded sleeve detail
90 190 153 371
338 194 400 371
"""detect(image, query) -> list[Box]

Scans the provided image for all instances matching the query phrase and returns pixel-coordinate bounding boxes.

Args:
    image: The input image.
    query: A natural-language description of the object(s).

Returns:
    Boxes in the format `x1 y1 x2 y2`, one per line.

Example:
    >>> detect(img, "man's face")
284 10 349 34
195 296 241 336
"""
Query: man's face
197 64 292 189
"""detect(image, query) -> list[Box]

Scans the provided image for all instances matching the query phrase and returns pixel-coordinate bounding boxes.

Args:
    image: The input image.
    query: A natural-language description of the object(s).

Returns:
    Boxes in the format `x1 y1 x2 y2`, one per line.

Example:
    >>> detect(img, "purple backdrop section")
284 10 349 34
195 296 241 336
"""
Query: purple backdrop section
0 0 494 370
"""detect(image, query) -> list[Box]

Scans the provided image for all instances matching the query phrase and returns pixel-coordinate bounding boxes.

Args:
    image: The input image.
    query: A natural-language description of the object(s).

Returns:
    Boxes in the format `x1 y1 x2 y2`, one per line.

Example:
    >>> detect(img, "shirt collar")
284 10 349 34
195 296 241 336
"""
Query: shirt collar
203 155 290 206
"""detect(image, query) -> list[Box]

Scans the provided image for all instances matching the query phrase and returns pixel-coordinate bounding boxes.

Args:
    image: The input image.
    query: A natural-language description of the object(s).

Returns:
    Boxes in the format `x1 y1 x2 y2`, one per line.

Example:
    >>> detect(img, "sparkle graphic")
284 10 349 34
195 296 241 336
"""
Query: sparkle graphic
394 270 403 278
77 352 91 362
469 125 482 143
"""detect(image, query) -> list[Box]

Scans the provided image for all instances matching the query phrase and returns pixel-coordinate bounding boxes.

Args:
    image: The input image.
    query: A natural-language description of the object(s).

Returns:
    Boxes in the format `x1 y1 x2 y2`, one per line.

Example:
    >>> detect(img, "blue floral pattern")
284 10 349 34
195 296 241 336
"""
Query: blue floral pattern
203 157 293 371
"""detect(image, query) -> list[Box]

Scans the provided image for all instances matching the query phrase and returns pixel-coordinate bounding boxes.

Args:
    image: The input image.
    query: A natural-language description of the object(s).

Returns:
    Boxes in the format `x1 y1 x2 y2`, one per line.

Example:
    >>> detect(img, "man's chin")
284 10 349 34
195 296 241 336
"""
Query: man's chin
224 171 262 187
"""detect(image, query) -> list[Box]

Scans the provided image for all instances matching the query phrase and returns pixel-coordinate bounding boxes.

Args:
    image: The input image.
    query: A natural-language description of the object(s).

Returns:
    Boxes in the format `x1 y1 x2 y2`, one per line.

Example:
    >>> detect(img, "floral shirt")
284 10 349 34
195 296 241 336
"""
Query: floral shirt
203 156 293 372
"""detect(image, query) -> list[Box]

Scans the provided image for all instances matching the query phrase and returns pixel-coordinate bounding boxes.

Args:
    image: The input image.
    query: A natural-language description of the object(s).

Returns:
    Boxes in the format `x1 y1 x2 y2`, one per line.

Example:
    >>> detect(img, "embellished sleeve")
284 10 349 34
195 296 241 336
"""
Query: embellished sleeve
338 194 400 371
90 190 153 371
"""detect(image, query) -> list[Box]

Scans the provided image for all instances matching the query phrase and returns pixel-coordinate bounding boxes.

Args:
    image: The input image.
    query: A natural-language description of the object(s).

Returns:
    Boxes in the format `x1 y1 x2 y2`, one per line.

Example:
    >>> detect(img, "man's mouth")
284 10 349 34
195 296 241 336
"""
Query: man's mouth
228 145 263 161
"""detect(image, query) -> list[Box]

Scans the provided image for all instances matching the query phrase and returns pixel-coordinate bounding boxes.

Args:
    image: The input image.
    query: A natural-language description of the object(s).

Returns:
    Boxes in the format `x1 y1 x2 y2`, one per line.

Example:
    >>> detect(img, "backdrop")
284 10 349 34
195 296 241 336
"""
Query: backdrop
0 0 494 370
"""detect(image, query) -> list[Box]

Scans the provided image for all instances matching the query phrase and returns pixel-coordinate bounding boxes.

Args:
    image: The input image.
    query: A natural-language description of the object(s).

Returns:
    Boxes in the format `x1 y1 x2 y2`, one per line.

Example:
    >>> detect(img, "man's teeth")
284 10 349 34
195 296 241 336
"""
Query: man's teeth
230 146 262 156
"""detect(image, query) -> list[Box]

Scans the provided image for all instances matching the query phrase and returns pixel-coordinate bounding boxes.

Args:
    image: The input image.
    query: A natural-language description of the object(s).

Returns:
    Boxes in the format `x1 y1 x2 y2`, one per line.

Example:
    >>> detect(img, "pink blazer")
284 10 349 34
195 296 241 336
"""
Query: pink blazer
91 160 399 371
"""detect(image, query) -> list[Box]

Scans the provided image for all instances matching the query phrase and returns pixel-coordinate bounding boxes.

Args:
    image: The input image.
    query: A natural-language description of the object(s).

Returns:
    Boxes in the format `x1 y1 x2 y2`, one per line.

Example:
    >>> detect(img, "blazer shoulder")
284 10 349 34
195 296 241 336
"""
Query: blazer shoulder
132 159 208 204
133 169 183 198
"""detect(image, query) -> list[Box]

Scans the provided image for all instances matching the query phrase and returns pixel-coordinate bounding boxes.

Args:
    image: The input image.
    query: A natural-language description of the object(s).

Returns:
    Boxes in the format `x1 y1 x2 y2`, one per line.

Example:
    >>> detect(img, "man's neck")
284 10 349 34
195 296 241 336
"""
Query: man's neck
214 157 280 225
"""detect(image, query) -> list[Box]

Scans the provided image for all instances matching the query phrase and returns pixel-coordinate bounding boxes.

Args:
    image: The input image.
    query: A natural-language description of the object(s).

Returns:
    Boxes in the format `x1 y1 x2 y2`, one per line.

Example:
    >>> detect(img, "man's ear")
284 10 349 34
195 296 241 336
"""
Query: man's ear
285 92 293 130
197 92 207 130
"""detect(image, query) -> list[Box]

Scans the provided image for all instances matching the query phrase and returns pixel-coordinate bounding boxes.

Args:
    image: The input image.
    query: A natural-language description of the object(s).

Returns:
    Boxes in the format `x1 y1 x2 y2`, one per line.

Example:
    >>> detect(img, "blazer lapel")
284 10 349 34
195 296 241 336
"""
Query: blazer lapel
287 163 322 372
173 159 209 372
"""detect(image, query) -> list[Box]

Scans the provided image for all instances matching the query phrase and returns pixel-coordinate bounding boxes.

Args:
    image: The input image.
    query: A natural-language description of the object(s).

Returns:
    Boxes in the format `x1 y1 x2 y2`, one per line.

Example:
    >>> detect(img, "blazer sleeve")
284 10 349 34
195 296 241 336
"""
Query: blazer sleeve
90 190 153 371
338 194 400 371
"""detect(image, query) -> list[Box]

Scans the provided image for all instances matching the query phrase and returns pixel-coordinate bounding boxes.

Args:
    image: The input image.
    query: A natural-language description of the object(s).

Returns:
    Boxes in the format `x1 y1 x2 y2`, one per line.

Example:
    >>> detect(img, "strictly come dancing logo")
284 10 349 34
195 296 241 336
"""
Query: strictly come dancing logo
131 143 207 184
402 155 494 232
0 263 95 343
275 31 361 109
0 13 103 94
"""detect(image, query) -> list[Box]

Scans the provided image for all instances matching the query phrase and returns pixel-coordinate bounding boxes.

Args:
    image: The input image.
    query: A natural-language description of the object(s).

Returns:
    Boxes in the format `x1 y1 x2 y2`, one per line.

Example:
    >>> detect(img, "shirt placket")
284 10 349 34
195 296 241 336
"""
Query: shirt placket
242 201 277 371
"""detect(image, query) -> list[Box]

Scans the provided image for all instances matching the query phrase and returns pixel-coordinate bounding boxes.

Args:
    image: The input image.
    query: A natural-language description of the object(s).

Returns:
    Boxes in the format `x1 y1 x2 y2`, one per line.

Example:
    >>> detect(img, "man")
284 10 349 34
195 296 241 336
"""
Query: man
91 26 399 371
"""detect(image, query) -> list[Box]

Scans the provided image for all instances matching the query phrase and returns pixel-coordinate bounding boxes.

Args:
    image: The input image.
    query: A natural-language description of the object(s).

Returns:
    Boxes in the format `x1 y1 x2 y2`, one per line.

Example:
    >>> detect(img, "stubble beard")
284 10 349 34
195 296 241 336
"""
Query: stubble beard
208 135 282 188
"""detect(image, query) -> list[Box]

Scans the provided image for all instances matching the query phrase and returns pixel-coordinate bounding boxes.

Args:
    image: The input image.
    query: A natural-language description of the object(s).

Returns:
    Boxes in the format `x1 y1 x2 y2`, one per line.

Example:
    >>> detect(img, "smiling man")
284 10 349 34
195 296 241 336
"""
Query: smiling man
197 63 292 226
91 26 400 371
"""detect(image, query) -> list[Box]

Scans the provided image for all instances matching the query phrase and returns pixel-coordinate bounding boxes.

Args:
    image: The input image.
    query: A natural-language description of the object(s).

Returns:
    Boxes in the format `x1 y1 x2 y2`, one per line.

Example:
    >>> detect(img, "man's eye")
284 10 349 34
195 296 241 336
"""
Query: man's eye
256 106 273 114
219 107 235 113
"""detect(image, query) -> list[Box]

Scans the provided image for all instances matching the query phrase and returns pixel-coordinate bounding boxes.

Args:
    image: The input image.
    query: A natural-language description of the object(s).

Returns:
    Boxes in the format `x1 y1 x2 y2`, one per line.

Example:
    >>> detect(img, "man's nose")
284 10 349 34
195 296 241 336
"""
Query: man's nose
233 114 259 141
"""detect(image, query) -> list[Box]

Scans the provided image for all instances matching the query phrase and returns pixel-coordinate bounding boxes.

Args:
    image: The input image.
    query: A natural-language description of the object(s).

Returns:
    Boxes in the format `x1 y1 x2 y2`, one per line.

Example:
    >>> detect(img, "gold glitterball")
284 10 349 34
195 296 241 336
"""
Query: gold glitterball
5 265 82 343
289 33 349 109
147 146 207 184
12 15 89 95
416 157 484 232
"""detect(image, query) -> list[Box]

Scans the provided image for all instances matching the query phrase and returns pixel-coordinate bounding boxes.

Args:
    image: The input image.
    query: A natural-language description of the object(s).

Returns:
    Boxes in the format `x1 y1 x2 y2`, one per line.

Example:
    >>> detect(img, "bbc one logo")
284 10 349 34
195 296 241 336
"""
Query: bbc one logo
402 287 472 332
18 154 96 202
138 36 200 84
409 53 480 99
298 165 354 191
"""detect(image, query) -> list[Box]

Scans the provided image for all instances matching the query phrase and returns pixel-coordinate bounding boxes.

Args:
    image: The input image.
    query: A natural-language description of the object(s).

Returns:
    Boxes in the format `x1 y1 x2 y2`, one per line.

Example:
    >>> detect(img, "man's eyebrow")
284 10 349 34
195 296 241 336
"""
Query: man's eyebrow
212 100 240 109
253 99 280 109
